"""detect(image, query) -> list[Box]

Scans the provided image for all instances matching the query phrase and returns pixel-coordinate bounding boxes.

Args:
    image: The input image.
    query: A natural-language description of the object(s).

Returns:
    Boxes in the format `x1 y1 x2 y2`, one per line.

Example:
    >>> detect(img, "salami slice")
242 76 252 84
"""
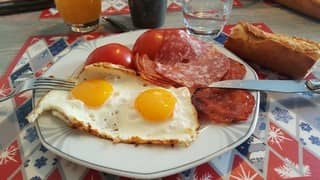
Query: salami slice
134 54 178 87
192 88 255 123
155 30 210 65
222 59 247 80
153 30 231 88
156 52 229 88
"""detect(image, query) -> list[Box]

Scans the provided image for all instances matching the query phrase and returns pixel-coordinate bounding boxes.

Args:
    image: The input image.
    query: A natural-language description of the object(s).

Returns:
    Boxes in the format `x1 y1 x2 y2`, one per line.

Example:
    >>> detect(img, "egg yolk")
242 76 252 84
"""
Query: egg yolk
71 79 113 107
135 88 177 122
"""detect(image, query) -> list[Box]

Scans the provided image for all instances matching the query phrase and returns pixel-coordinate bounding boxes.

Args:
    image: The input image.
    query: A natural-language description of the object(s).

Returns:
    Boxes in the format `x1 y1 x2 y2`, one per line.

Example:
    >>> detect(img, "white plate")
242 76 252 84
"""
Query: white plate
34 30 260 179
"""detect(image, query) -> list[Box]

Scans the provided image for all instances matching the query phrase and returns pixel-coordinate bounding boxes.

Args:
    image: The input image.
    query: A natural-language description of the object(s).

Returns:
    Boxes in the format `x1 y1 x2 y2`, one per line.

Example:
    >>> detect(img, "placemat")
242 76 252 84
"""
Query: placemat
39 0 243 19
1 23 320 180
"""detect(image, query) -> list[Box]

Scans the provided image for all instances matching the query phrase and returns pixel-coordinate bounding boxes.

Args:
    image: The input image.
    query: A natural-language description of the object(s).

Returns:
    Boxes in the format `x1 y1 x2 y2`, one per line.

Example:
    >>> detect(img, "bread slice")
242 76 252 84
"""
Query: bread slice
224 22 320 78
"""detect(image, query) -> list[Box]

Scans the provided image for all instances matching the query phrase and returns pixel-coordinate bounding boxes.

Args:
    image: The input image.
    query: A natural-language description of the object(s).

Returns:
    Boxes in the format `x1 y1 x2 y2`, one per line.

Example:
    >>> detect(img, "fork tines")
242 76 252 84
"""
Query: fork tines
0 77 77 102
34 77 76 90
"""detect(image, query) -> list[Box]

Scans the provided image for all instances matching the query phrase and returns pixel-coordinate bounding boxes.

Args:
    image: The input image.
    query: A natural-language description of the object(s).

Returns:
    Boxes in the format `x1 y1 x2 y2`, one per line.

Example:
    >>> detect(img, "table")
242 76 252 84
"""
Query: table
0 1 319 179
1 1 320 75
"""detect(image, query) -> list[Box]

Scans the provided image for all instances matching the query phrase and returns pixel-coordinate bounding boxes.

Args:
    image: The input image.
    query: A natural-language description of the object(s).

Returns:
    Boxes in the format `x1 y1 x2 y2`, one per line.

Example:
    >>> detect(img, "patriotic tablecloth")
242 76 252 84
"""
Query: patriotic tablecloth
0 23 320 180
39 0 243 19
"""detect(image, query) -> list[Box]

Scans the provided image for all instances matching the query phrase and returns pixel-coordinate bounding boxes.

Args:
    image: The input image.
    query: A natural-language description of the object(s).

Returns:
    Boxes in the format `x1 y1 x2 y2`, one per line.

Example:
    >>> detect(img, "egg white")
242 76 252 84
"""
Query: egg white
27 63 199 145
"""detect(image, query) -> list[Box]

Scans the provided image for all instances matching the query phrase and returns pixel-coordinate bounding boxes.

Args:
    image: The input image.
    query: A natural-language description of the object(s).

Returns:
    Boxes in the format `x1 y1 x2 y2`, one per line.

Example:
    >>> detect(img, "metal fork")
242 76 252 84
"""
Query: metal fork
0 77 75 102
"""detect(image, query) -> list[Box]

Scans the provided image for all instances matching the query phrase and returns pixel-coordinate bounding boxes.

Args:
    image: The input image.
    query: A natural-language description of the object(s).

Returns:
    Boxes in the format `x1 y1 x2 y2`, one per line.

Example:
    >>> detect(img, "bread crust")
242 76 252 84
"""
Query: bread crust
274 0 320 19
224 22 320 78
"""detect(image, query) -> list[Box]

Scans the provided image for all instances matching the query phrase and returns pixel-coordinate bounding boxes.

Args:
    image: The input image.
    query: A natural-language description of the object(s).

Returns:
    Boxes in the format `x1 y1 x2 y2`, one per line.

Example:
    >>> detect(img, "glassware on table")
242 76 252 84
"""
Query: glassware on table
182 0 233 39
128 0 167 28
54 0 101 33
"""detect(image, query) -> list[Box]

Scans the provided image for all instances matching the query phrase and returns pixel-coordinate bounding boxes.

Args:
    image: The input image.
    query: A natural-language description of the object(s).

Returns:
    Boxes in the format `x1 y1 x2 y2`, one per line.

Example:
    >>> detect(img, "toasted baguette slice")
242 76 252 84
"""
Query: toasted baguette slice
224 22 320 78
274 0 320 19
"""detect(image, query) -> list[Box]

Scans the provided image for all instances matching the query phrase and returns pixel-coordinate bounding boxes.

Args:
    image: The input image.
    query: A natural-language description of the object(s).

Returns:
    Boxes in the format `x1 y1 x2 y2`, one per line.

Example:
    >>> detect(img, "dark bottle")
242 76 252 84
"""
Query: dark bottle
128 0 167 28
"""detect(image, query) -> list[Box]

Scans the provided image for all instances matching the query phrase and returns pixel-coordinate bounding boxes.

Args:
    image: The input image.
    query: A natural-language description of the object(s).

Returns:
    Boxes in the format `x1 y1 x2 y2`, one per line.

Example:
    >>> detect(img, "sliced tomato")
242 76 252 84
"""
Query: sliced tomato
132 29 165 60
85 43 134 69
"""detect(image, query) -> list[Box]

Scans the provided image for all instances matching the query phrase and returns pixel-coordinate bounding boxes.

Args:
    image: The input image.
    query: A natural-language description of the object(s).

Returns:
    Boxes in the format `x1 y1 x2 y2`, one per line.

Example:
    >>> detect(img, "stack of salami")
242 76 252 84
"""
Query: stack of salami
135 30 255 123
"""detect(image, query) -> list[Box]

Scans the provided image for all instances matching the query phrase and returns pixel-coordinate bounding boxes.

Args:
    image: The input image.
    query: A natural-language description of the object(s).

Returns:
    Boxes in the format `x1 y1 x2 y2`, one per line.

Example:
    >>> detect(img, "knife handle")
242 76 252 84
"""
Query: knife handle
306 79 320 93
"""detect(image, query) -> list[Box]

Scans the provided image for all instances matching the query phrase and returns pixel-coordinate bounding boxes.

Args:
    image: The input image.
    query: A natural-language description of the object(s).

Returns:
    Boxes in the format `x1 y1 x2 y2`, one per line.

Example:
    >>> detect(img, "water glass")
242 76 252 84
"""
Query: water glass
182 0 233 38
55 0 101 33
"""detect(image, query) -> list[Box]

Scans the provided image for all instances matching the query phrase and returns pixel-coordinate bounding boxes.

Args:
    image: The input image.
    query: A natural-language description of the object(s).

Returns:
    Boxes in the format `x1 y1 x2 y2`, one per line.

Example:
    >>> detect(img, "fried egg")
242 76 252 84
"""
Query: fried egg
27 63 199 145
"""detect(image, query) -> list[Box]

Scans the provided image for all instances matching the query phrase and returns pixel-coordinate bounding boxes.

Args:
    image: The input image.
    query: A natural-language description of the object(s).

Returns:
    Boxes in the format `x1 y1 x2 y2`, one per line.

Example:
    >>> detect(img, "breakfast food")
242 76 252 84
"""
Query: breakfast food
224 22 320 78
222 59 246 80
154 31 230 89
85 43 134 69
134 30 244 89
192 88 255 123
27 63 199 146
27 28 256 146
134 29 255 123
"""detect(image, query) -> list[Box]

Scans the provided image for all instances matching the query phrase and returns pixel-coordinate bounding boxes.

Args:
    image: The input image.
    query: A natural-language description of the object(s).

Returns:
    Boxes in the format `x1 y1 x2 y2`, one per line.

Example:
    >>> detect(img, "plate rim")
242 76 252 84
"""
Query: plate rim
34 30 260 179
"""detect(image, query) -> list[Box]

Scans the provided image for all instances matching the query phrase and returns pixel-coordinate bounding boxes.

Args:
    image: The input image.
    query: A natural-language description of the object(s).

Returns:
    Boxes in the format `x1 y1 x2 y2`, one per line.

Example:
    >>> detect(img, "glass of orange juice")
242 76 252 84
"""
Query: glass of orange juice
55 0 101 33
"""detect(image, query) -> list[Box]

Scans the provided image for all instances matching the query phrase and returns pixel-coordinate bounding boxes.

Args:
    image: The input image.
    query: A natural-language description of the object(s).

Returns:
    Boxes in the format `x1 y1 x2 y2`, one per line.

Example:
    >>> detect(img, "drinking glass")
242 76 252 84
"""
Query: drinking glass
128 0 167 28
182 0 233 39
55 0 101 33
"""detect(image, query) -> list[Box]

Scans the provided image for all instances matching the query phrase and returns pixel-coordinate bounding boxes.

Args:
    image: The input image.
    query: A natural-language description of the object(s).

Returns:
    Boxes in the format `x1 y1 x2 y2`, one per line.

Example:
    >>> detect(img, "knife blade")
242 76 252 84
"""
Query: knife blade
208 80 320 93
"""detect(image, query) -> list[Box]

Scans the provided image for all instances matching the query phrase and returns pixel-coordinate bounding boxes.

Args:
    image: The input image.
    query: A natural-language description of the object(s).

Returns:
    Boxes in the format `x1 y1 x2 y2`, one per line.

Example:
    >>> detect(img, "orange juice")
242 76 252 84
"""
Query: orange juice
55 0 101 24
